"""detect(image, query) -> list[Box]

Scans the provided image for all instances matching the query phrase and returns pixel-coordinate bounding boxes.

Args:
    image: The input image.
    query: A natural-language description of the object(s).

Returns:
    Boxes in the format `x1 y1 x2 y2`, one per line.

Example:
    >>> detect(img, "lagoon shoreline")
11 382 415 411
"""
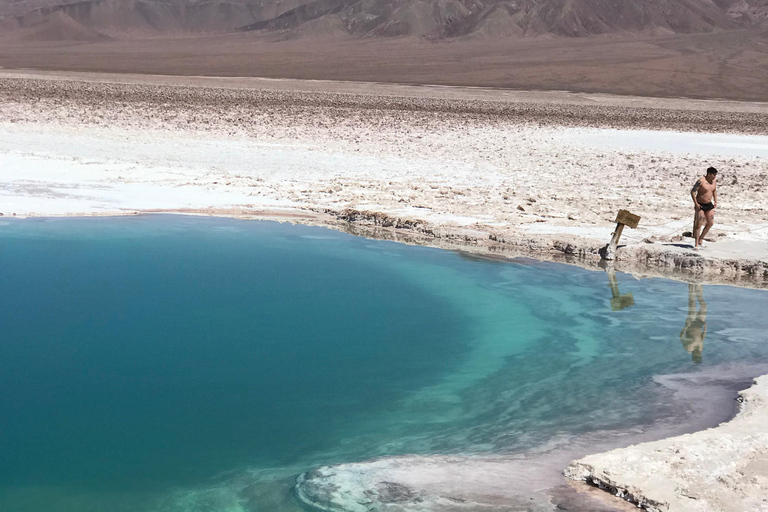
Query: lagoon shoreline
3 70 768 511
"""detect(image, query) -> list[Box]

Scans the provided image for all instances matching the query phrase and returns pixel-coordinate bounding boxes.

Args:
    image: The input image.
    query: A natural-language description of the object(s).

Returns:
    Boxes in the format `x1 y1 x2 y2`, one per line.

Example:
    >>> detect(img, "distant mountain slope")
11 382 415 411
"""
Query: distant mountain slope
0 0 309 35
18 10 112 39
249 0 766 38
1 0 766 39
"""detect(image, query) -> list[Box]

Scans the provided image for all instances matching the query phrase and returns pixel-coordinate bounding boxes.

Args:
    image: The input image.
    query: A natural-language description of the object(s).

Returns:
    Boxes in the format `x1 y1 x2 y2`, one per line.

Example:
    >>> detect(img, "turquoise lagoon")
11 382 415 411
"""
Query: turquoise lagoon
1 215 768 512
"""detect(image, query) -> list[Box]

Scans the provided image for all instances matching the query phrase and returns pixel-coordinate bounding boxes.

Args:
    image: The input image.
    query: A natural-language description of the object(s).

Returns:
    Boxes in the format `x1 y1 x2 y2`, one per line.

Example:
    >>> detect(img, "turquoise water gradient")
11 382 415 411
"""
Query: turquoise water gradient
1 216 768 512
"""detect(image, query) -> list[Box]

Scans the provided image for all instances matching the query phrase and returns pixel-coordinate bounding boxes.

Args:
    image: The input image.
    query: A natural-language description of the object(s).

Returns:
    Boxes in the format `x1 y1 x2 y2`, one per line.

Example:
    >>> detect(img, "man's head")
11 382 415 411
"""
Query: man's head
706 167 718 183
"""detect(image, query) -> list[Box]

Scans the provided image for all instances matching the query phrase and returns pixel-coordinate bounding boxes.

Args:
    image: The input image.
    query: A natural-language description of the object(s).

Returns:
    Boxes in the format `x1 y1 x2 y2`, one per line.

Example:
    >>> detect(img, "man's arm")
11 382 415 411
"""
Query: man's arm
691 179 701 209
713 181 717 207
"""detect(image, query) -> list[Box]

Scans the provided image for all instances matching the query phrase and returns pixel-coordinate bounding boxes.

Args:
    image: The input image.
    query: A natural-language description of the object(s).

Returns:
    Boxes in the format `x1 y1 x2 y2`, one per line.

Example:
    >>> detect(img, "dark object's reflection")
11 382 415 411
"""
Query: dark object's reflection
680 284 707 363
602 264 634 311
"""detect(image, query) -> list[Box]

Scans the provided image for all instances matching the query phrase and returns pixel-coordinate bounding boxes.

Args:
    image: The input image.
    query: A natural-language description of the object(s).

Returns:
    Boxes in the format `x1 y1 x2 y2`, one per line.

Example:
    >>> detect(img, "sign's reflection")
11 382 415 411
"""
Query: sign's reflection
600 262 635 311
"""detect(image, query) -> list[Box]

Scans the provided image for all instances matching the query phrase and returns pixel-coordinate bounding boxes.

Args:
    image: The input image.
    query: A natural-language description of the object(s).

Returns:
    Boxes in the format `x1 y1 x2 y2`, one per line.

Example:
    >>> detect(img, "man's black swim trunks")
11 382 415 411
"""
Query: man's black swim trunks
699 202 715 212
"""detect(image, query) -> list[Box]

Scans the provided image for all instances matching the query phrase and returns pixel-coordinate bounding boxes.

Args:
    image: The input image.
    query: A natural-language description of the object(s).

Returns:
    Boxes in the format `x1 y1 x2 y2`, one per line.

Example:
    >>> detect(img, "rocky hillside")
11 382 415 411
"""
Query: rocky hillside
1 0 766 39
245 0 768 39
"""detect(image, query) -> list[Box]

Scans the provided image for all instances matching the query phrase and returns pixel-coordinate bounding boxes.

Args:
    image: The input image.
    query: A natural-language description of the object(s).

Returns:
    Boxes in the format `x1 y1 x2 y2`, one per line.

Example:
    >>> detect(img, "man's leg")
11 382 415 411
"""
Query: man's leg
693 209 703 248
699 210 715 245
693 283 706 308
687 283 696 314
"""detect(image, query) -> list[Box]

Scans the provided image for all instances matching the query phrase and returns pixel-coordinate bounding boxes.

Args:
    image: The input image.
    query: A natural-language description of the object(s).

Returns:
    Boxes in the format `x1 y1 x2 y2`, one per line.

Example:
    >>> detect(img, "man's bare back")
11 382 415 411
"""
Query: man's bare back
690 167 718 249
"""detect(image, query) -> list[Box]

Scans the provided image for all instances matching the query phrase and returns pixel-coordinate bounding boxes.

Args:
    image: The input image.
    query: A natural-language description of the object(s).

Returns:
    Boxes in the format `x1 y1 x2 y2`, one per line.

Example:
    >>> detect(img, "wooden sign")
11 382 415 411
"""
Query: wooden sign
615 210 641 229
602 209 642 260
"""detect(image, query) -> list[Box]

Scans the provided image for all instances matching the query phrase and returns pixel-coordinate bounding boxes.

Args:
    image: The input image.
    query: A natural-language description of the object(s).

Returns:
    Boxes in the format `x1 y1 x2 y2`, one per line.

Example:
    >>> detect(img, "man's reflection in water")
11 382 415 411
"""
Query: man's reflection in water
680 283 707 363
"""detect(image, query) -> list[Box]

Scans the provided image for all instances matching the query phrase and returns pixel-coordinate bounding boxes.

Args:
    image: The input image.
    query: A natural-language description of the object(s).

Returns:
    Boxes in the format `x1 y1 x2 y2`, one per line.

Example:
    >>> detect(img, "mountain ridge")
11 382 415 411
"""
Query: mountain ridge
1 0 766 40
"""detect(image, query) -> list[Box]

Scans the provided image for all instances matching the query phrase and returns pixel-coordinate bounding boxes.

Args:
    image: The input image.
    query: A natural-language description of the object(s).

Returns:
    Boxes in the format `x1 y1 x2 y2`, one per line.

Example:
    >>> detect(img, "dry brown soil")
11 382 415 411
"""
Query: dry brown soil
1 29 768 101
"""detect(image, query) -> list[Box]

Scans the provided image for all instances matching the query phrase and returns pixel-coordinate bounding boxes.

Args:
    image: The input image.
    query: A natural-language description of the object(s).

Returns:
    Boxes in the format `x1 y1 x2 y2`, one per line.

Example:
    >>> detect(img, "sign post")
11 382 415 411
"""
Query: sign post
602 209 641 261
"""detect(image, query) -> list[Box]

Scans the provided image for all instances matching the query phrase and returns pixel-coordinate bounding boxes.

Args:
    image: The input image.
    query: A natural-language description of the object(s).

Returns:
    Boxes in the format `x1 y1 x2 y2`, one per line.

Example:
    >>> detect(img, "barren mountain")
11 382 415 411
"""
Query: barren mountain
16 9 112 39
245 0 768 39
0 0 766 39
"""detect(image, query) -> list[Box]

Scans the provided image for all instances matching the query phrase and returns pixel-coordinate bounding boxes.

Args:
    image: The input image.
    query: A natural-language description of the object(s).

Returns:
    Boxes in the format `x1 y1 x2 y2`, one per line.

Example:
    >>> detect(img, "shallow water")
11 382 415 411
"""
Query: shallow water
1 215 768 512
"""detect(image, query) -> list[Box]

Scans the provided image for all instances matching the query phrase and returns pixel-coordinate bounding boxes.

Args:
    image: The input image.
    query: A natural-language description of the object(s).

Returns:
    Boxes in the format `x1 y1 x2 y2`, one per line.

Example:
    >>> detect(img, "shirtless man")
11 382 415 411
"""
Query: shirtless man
691 167 718 249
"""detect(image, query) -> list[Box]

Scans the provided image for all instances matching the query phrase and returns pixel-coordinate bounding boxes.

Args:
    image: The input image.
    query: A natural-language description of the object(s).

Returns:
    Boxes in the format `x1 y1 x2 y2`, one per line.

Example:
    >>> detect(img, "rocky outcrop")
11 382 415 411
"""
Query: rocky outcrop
619 245 768 280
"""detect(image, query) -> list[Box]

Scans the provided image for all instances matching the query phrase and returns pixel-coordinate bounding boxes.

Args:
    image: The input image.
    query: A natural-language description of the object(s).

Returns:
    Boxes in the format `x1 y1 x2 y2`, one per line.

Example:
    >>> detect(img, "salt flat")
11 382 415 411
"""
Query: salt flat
2 72 767 279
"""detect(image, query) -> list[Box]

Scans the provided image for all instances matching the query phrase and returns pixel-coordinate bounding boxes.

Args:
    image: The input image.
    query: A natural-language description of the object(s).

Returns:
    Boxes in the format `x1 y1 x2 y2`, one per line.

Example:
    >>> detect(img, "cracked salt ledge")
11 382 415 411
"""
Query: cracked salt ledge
565 374 768 512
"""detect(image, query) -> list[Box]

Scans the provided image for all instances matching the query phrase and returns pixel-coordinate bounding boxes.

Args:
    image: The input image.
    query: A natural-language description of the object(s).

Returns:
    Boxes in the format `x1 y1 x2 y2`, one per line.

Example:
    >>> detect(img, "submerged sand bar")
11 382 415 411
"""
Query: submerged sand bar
2 70 768 511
